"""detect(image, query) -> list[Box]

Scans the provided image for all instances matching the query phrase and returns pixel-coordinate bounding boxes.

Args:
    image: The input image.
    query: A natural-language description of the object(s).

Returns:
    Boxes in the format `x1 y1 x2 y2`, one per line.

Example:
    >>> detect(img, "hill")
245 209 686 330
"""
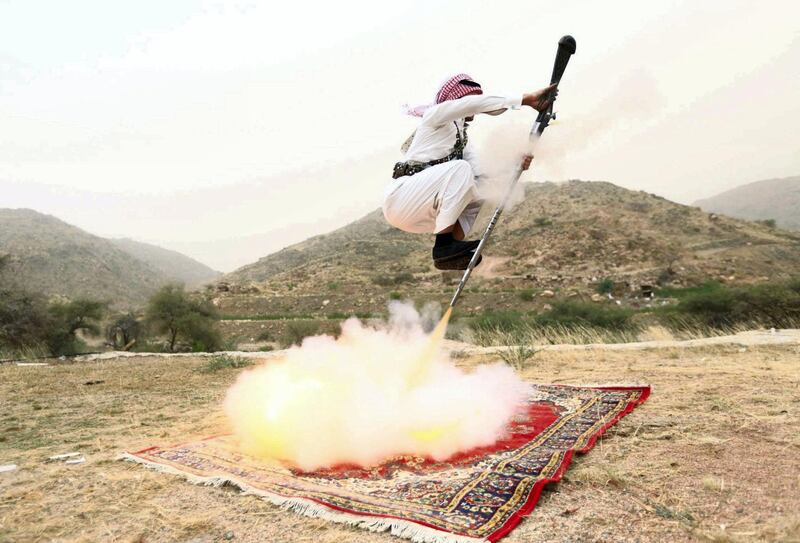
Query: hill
0 209 178 308
111 238 220 287
694 176 800 231
216 180 800 319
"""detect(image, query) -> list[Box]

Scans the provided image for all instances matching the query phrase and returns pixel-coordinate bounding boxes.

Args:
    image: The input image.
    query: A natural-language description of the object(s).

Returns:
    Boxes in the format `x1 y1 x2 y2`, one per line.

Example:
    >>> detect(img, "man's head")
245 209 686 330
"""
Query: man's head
404 73 483 118
436 74 483 120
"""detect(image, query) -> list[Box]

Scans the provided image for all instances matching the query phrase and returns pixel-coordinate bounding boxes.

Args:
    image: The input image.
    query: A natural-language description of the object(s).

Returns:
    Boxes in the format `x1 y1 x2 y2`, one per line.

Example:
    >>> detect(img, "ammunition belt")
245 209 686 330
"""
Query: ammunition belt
392 121 468 179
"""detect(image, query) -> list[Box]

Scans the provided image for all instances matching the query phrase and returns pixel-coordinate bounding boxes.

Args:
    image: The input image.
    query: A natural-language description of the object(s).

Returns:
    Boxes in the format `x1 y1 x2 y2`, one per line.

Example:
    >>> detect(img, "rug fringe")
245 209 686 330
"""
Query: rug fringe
119 453 486 543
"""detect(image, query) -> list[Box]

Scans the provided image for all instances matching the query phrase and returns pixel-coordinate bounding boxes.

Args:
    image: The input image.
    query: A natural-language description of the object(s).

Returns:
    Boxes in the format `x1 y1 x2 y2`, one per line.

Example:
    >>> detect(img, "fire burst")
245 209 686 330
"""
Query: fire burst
223 303 527 471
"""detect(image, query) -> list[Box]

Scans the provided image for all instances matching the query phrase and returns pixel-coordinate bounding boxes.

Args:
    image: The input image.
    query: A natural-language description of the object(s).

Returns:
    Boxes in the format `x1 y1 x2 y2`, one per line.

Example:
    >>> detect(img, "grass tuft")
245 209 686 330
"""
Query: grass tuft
702 476 728 493
498 345 537 371
197 354 253 373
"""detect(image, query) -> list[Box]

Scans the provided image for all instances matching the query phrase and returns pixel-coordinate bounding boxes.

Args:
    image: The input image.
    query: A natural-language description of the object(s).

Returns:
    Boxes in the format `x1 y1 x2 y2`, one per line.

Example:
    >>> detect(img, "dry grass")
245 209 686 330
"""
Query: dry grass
497 344 538 370
464 322 794 348
2 342 799 542
464 322 643 346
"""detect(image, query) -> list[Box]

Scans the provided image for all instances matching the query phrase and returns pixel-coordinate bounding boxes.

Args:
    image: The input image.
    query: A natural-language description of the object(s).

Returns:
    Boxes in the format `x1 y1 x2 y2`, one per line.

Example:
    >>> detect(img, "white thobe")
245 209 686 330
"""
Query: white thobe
383 94 522 235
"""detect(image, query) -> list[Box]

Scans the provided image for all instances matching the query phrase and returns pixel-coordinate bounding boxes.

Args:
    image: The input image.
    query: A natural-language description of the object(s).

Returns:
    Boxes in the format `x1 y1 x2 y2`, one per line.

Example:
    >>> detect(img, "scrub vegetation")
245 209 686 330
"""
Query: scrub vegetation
197 354 253 374
459 279 800 347
1 282 223 358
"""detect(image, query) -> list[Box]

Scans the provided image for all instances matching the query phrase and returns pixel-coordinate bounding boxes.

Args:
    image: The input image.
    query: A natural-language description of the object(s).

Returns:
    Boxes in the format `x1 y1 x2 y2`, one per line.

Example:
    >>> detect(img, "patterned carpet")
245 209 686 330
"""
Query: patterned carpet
123 384 649 543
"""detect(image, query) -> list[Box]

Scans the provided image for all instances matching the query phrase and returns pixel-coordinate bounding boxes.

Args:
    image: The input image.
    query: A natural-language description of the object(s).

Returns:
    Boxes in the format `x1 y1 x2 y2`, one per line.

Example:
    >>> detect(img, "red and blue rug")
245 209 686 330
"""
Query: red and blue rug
124 384 649 543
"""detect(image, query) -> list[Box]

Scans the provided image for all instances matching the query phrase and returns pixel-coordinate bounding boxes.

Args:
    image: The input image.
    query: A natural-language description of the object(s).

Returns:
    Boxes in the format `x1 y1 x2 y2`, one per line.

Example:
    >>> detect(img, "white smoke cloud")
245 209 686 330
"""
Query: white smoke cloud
224 302 528 471
474 69 664 195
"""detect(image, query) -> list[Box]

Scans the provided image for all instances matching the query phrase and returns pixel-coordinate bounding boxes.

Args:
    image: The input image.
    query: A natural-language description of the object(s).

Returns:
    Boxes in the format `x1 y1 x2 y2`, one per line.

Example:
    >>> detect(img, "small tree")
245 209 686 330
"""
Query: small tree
0 289 53 353
106 312 142 349
47 299 107 355
146 285 221 352
281 320 321 348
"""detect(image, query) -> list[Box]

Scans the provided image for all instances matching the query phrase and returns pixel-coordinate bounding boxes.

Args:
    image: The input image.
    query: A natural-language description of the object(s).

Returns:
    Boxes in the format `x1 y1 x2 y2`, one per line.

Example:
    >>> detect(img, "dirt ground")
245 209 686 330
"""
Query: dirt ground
1 342 799 543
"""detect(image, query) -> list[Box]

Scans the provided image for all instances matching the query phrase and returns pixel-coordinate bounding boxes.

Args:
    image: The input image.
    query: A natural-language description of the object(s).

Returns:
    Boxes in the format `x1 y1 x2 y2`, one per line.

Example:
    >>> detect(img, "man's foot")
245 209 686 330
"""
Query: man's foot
433 239 482 270
432 238 478 261
434 251 483 270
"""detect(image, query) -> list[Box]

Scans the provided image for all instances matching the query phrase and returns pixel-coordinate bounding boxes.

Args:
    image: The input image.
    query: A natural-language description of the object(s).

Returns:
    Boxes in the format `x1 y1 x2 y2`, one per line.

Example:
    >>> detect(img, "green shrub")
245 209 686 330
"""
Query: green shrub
468 311 530 345
372 272 415 287
471 310 527 334
655 280 722 299
533 217 552 227
47 299 108 355
219 314 314 321
185 315 224 352
326 282 340 291
282 320 321 347
256 330 273 341
389 291 403 300
0 289 53 354
197 354 253 373
756 219 777 228
659 280 800 329
534 300 637 331
597 278 614 295
518 289 535 302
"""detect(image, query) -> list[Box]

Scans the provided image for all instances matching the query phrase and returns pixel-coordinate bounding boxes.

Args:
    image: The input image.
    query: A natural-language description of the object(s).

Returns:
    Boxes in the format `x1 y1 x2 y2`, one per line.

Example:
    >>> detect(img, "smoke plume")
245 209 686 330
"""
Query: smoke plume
475 69 664 191
224 302 528 471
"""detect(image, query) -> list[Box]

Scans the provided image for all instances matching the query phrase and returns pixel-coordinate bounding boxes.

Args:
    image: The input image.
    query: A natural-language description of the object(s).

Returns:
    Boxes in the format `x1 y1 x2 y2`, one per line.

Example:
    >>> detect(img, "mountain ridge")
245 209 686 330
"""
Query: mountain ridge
693 176 799 231
110 237 220 287
0 208 217 308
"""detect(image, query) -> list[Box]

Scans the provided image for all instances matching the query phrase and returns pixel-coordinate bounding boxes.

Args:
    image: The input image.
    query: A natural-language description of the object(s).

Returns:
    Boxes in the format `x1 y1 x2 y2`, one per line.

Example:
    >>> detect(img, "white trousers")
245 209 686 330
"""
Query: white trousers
382 160 483 236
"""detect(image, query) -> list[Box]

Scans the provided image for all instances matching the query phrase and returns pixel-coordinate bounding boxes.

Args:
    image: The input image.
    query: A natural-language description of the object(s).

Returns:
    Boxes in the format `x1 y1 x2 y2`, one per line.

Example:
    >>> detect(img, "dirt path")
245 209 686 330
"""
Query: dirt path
1 343 798 542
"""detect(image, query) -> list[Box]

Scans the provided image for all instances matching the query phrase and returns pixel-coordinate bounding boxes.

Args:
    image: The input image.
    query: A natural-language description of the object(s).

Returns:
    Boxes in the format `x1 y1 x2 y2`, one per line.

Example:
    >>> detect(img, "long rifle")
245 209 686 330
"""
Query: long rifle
449 35 577 309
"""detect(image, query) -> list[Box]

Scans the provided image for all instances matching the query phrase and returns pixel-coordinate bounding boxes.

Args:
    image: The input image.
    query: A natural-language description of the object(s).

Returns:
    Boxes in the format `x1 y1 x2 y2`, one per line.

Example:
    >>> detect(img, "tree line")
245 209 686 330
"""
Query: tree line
0 256 222 357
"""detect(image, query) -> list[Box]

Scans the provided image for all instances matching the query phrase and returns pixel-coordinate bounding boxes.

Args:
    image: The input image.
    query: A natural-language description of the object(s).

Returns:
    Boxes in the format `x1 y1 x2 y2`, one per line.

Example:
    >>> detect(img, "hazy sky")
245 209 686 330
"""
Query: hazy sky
1 0 798 271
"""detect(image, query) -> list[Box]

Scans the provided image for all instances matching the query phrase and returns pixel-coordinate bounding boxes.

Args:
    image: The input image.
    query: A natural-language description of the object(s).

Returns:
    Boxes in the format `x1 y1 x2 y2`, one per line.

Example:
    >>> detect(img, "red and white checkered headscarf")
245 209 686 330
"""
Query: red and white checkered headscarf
404 73 482 117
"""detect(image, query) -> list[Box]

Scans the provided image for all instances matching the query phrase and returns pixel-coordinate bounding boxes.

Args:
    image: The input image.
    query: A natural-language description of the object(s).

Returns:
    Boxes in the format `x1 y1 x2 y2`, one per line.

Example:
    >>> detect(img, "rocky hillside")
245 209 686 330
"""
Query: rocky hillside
694 176 800 231
111 238 220 286
215 180 800 318
0 209 206 308
225 210 429 285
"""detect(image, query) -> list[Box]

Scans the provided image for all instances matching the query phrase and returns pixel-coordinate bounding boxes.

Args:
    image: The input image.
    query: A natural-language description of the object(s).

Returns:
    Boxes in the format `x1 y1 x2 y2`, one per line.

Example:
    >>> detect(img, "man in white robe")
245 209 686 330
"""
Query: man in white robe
382 74 555 270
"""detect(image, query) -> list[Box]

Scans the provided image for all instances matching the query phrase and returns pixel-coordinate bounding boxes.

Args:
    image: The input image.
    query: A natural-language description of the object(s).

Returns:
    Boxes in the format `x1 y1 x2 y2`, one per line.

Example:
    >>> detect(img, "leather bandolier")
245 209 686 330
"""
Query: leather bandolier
392 122 468 179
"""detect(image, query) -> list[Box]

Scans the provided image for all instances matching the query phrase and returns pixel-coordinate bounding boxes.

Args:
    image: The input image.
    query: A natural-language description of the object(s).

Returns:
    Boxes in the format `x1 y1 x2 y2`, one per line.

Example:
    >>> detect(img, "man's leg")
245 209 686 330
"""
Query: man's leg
431 162 485 270
435 221 465 240
382 160 484 270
